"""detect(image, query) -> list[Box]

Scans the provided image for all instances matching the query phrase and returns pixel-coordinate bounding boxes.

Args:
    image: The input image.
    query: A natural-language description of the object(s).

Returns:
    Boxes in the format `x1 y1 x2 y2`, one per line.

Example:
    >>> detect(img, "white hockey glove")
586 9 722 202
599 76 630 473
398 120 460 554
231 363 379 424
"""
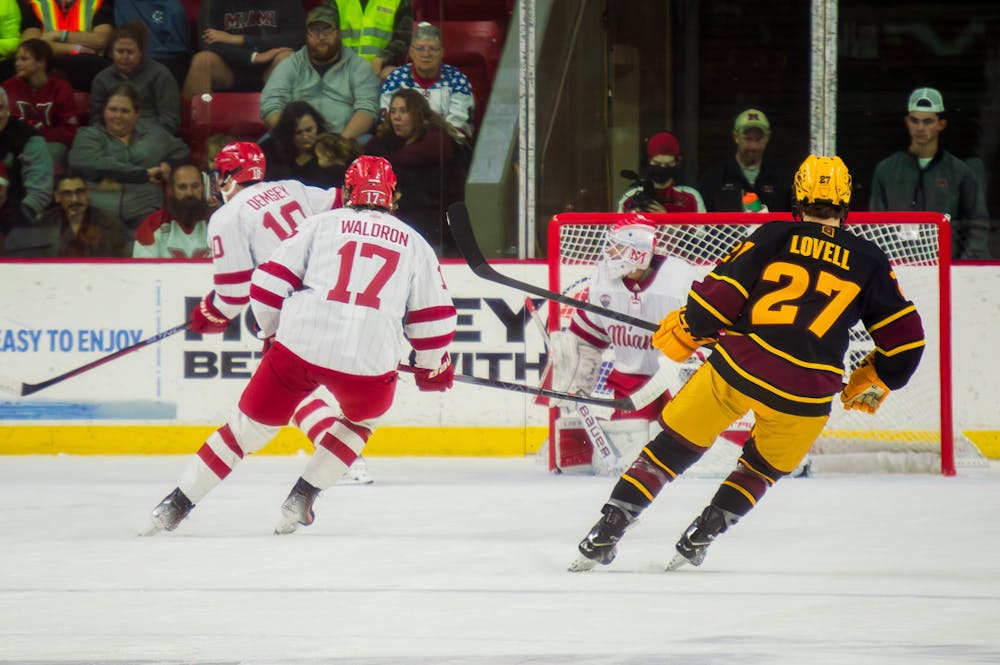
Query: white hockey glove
549 331 602 408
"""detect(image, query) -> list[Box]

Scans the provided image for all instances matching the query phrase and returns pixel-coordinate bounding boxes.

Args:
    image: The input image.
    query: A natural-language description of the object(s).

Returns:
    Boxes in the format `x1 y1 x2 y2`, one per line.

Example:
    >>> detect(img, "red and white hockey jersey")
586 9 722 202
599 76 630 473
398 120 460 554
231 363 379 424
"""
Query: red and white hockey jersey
206 180 343 319
569 254 701 377
250 207 457 376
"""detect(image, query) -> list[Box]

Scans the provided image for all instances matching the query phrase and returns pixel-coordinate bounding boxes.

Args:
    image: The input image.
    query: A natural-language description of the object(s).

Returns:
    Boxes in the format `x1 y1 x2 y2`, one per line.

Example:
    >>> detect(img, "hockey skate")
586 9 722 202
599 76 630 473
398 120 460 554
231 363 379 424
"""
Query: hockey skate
666 505 740 571
141 488 194 536
568 503 636 572
274 478 321 535
337 456 374 485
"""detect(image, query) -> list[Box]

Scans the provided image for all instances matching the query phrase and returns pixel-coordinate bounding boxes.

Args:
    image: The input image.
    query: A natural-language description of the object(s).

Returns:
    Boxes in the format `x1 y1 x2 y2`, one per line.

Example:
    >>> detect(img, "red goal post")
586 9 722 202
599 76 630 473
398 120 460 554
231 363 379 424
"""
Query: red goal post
545 211 959 475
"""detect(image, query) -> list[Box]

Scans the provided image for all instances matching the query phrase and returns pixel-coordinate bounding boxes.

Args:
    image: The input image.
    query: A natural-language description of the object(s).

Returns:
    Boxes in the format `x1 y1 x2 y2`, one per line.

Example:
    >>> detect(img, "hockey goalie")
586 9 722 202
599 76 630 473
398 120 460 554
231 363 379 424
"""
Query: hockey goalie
547 217 708 475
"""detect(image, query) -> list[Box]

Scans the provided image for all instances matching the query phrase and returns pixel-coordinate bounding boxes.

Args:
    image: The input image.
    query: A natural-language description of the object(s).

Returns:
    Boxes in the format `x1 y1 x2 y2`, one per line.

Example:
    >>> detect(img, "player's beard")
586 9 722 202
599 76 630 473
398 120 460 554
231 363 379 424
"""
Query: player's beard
168 196 209 231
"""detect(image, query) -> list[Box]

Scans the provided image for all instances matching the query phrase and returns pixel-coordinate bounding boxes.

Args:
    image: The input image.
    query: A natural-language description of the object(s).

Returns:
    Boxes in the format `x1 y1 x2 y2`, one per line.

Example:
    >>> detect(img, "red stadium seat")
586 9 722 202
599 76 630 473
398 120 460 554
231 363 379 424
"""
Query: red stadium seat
419 0 512 23
443 50 489 131
440 20 504 90
187 92 269 168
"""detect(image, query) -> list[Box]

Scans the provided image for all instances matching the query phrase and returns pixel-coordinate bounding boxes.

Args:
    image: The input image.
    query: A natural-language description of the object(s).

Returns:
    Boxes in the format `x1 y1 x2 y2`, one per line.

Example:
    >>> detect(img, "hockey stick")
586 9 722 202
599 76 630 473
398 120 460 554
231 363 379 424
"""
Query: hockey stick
0 321 191 397
446 202 659 332
523 297 622 472
396 364 653 410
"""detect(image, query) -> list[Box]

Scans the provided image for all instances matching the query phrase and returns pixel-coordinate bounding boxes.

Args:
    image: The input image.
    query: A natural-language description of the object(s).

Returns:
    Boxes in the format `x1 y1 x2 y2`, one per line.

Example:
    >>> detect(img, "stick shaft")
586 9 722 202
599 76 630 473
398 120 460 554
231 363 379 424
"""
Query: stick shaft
21 321 190 396
446 203 659 332
396 364 633 409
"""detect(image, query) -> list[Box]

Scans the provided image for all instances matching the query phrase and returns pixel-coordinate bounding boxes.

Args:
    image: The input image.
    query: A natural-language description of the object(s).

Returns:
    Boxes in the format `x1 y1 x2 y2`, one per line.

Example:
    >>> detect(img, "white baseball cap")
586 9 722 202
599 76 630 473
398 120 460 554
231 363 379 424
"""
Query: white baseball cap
908 87 944 113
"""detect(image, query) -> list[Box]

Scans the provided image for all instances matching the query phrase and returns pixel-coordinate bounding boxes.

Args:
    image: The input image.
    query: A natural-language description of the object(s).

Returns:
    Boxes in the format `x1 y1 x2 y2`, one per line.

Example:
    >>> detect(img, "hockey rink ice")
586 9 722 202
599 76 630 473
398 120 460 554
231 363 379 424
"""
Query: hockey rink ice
1 454 999 665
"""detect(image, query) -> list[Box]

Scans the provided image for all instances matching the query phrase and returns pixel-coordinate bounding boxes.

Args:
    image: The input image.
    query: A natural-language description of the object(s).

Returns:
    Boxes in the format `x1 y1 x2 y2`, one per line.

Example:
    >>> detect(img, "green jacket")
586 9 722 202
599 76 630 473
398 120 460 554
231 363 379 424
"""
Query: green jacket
869 148 991 259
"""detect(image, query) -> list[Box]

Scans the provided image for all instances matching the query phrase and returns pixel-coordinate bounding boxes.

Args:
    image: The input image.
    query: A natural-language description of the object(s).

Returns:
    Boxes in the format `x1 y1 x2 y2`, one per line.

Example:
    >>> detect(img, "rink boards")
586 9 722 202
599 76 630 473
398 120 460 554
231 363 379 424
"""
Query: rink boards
0 260 998 458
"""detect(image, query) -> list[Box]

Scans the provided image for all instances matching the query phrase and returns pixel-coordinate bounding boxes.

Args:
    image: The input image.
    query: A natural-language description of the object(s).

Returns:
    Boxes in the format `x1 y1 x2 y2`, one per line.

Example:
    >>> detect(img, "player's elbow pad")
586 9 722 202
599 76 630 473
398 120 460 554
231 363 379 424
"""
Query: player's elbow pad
840 351 891 414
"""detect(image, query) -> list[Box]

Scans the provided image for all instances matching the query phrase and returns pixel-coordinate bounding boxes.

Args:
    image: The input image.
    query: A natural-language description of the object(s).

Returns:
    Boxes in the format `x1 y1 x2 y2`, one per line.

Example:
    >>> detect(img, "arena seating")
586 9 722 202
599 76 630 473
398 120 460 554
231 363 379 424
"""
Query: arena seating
187 93 269 168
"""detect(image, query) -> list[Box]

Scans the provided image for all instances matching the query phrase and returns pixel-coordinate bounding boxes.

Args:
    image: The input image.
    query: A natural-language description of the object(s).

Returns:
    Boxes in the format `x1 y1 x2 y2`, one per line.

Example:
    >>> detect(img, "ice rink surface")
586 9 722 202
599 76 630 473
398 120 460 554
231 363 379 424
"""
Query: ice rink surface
1 454 998 665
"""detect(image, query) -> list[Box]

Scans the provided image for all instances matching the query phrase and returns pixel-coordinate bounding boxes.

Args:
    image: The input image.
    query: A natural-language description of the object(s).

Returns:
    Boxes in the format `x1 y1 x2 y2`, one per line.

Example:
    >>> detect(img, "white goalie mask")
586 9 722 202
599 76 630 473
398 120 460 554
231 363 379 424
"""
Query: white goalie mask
599 218 658 279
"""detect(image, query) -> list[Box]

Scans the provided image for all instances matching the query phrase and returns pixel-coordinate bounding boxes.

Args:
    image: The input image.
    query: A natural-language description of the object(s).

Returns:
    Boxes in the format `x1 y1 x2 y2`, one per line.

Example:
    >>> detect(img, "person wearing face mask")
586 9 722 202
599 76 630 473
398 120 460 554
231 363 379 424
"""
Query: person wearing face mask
617 131 706 214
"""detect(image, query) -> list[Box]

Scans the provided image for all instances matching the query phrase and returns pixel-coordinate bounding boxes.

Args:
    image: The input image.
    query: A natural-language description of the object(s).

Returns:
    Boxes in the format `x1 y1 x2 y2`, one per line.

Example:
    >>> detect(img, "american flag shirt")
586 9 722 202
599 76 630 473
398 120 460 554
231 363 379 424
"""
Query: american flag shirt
380 64 475 138
250 207 457 375
206 180 343 319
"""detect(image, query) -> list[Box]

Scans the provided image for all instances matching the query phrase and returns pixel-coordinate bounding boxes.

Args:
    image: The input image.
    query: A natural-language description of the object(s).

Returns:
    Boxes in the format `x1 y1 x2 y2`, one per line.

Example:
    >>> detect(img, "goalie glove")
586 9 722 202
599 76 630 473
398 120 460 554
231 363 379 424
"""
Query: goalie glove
652 307 713 363
549 331 602 406
190 291 231 334
840 352 891 414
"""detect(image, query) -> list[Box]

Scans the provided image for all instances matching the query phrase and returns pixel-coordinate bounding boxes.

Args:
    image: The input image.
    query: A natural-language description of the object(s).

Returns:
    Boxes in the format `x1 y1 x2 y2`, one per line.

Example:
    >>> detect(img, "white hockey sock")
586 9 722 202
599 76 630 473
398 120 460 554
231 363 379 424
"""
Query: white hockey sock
179 424 245 504
301 418 373 490
292 397 341 450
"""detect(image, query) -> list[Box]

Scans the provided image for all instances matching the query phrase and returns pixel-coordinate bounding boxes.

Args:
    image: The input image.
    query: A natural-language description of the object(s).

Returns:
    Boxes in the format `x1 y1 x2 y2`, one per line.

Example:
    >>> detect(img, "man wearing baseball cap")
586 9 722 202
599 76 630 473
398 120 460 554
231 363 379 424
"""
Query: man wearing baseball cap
617 131 705 213
869 87 989 259
697 108 789 212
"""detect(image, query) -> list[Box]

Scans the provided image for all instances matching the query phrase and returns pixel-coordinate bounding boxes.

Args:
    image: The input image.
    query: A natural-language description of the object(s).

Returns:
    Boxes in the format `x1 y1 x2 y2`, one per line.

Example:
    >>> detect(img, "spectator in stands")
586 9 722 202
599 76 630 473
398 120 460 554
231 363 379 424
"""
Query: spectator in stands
618 131 705 213
203 132 233 210
68 83 190 233
698 108 788 213
259 100 330 185
114 0 193 86
26 170 129 256
330 0 413 81
0 0 20 81
18 0 115 92
133 164 211 258
0 86 53 234
870 87 991 259
90 22 182 135
182 0 304 98
365 87 468 255
314 131 360 187
2 39 79 171
380 22 475 139
260 5 379 141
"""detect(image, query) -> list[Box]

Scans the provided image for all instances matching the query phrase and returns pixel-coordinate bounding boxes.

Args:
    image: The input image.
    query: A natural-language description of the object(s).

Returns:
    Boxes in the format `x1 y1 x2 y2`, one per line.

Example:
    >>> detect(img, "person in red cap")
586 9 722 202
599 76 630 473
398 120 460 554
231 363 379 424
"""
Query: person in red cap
617 131 705 213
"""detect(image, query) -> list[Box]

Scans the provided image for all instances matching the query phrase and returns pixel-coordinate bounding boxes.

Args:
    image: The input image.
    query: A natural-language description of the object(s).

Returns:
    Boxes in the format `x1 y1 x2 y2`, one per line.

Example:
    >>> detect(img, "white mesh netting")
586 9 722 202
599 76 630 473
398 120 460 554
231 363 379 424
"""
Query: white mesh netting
546 212 984 475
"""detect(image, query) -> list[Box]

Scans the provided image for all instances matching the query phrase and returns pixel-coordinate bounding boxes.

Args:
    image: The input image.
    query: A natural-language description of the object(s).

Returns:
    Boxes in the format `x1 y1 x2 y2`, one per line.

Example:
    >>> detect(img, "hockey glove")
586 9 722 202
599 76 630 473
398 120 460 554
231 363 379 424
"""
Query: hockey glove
190 291 231 334
652 307 711 363
840 352 891 414
413 353 455 392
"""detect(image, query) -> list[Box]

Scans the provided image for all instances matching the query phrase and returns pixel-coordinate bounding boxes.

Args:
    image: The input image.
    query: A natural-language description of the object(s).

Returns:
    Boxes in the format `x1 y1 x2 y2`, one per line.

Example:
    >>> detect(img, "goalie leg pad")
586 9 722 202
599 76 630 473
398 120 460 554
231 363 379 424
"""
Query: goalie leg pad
612 429 706 507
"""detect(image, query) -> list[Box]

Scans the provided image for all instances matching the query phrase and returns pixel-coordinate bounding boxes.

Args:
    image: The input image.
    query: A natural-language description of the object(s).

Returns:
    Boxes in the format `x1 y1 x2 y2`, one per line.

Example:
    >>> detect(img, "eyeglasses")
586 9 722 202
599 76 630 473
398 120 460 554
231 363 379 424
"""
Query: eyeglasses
410 45 441 54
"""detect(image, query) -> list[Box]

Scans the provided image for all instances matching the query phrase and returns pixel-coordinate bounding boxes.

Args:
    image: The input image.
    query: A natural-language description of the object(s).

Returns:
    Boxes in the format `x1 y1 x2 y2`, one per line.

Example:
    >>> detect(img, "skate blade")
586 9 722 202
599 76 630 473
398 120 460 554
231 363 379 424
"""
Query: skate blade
274 518 300 535
568 555 598 572
336 471 374 485
665 553 690 572
138 521 163 537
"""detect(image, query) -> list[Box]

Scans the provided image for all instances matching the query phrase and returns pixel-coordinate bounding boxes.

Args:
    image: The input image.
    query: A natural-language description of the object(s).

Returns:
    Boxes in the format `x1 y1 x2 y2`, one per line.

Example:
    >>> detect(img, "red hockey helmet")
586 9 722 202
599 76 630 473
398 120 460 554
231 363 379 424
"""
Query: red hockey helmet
344 155 397 209
215 141 266 186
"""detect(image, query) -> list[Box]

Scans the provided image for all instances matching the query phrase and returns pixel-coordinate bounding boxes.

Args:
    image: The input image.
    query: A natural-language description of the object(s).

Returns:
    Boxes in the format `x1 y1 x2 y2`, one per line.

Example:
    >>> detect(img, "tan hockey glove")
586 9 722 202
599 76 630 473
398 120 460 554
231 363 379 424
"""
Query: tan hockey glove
652 307 710 363
840 352 891 414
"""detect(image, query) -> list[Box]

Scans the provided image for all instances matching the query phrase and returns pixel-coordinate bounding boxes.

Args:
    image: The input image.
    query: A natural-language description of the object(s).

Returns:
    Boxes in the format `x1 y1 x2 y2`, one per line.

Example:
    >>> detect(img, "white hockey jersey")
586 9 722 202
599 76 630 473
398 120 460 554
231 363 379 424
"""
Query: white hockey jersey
206 180 343 319
569 254 701 376
250 207 457 376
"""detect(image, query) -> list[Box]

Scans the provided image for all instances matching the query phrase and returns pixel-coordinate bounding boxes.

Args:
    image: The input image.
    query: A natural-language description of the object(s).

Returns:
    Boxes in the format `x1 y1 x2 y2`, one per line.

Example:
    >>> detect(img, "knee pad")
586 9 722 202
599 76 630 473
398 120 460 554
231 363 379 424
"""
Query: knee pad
645 428 707 477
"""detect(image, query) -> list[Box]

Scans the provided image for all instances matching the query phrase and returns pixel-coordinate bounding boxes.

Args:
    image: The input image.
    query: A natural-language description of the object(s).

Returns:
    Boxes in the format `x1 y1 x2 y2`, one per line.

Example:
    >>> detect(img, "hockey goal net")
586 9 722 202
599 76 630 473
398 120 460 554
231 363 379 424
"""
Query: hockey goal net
546 211 979 476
